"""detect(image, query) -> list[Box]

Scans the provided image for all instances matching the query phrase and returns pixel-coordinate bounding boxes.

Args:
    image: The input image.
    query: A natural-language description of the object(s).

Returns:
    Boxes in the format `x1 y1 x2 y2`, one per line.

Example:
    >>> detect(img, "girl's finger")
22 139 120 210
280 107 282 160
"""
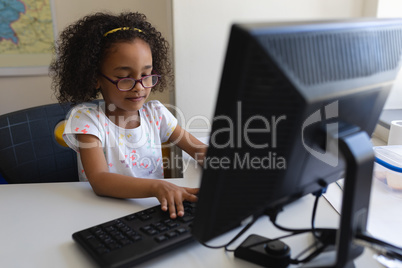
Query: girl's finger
160 198 168 212
167 197 177 219
174 194 185 217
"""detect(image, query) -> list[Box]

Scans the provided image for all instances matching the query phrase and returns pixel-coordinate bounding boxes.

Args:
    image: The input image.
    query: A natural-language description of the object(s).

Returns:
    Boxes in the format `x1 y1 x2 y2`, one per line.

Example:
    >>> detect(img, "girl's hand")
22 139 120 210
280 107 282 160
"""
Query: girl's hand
152 180 198 219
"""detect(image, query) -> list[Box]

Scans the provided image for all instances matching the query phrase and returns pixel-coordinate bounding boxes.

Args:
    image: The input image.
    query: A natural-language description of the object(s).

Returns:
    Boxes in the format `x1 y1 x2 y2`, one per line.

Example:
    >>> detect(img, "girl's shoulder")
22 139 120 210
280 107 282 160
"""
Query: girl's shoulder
67 101 105 121
69 102 103 113
141 100 169 114
71 101 103 111
143 100 163 109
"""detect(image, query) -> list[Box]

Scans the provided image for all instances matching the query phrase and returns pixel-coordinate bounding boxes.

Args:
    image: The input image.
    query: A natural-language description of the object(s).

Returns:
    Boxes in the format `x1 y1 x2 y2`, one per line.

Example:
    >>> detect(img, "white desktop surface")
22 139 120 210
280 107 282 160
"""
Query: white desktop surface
0 162 384 268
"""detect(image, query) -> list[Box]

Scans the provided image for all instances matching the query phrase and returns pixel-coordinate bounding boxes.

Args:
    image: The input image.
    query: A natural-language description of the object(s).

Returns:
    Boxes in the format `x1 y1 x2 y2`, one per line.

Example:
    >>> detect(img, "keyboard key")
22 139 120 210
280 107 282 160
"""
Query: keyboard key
147 229 158 236
105 226 115 232
176 228 188 234
113 233 126 241
120 226 131 233
155 235 168 243
109 230 120 236
116 222 126 228
125 214 137 221
156 225 168 232
97 234 110 241
146 208 156 214
95 247 110 255
131 235 142 242
151 222 163 228
120 239 132 246
140 226 152 233
166 231 178 239
91 227 104 236
86 237 103 249
163 219 171 224
103 220 120 228
180 215 194 223
103 238 115 245
124 230 136 236
138 214 151 221
107 242 120 250
167 222 179 228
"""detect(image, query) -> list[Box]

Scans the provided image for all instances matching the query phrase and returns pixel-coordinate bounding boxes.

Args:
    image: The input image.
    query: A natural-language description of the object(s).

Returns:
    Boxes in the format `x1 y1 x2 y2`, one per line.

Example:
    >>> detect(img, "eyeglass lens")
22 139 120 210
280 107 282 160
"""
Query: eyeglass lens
118 75 159 90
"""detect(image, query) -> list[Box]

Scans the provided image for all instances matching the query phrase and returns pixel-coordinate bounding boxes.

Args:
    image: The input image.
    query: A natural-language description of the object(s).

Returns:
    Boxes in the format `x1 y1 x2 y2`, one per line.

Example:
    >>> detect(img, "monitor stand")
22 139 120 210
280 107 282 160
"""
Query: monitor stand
305 127 375 267
334 129 374 267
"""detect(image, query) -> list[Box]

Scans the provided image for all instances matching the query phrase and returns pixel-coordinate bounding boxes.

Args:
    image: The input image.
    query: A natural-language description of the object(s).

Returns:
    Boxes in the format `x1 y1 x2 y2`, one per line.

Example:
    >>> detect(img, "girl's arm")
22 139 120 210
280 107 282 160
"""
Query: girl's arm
168 125 208 166
77 134 198 219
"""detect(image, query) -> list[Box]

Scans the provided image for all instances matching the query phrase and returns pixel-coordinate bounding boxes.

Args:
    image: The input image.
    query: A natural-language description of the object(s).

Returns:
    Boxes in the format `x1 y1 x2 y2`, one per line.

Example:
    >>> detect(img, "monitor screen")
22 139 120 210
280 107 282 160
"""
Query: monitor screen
191 18 402 263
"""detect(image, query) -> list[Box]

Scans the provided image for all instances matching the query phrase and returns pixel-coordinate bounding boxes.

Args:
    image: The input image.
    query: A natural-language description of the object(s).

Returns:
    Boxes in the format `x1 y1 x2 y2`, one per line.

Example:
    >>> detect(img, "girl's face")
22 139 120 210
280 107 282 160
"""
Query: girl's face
98 38 153 118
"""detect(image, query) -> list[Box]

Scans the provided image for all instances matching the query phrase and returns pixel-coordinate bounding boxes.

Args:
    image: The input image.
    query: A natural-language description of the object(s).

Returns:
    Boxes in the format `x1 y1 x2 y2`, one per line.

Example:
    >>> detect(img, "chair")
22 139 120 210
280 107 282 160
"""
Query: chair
0 103 78 183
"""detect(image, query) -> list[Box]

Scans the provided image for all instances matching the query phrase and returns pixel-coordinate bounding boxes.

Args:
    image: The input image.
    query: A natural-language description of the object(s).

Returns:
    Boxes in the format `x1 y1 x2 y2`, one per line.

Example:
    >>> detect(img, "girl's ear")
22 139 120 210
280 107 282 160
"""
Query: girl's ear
96 79 101 90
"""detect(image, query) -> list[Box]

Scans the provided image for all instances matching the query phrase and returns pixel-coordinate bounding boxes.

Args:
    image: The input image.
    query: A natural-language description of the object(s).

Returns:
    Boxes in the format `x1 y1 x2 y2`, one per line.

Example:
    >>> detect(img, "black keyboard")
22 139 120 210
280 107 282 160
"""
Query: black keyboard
72 201 196 267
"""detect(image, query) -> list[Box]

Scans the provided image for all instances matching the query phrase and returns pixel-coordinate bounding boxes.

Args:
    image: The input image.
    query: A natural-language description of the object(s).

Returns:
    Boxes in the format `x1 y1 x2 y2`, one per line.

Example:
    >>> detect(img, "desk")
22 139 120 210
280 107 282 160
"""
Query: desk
0 162 383 268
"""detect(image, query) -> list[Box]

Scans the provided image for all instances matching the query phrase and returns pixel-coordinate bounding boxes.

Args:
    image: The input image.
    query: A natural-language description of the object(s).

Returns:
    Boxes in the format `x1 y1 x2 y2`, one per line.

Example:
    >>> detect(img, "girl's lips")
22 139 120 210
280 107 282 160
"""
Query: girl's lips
126 96 144 102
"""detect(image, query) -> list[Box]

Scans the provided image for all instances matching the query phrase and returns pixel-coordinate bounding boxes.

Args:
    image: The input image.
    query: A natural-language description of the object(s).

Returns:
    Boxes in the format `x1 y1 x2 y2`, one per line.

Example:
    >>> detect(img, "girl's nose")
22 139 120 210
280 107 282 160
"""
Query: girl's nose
131 80 145 91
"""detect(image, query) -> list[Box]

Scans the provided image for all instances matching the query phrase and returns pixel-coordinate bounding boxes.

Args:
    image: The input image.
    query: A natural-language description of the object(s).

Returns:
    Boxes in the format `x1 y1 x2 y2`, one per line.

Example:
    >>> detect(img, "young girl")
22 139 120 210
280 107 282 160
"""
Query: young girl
50 12 207 219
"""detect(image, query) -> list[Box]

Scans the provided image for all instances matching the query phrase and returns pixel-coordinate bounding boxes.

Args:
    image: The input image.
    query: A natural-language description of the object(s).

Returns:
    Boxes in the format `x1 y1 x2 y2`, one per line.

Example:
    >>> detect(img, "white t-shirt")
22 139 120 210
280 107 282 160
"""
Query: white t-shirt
63 100 177 181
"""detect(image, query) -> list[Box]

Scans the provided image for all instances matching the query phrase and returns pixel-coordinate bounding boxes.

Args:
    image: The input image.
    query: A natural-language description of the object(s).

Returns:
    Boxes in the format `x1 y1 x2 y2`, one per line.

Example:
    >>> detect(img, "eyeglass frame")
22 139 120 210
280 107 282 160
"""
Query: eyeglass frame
100 73 161 91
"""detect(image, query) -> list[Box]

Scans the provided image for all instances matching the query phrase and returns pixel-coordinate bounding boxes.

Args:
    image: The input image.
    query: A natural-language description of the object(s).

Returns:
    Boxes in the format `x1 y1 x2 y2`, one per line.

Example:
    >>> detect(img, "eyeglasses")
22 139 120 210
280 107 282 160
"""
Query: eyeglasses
101 73 161 91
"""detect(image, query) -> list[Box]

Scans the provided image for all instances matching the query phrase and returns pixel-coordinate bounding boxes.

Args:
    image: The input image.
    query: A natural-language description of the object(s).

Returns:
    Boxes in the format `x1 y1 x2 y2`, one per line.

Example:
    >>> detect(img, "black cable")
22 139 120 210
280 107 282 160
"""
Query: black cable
290 242 329 264
200 216 257 250
311 189 323 240
268 209 312 234
355 233 402 261
271 219 311 234
224 217 258 252
293 239 321 260
268 188 332 239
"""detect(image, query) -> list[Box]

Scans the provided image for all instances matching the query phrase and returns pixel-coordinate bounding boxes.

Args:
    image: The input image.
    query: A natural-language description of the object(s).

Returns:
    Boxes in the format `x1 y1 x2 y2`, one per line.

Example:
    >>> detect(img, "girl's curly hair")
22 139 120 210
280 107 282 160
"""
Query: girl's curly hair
50 12 173 104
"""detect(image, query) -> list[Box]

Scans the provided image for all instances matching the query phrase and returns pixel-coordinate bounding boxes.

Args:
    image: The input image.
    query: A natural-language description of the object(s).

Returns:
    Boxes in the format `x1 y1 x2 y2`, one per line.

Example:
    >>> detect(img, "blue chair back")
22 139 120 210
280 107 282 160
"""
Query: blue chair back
0 103 79 183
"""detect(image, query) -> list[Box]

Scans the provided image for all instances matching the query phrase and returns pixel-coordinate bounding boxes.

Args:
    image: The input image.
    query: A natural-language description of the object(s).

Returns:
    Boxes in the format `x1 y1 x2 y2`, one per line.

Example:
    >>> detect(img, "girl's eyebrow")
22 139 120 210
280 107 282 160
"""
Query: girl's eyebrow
113 65 153 71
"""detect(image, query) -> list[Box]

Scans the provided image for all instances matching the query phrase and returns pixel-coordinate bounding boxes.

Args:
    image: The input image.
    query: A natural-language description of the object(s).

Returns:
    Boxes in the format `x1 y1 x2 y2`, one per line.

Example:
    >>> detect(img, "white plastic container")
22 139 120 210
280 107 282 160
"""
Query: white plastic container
373 146 402 194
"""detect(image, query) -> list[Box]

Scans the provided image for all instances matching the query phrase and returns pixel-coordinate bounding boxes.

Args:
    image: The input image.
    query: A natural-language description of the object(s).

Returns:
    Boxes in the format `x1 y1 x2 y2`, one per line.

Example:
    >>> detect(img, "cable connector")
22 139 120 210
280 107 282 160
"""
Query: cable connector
312 180 328 197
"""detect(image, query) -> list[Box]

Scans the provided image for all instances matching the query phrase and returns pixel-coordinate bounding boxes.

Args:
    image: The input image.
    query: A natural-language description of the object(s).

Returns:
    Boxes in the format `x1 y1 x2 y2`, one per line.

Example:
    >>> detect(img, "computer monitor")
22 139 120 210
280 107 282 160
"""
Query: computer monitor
192 19 402 267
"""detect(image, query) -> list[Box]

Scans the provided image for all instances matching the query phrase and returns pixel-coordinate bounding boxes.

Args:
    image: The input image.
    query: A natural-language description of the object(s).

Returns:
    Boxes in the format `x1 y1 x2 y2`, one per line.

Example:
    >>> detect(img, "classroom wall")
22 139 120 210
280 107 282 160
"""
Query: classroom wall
2 0 401 118
0 0 173 115
376 0 402 109
172 0 402 135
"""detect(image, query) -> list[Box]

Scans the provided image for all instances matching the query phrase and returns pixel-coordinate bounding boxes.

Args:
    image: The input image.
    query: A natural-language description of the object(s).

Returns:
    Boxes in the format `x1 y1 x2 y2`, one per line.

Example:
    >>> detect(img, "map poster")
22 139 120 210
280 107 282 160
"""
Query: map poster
0 0 56 76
